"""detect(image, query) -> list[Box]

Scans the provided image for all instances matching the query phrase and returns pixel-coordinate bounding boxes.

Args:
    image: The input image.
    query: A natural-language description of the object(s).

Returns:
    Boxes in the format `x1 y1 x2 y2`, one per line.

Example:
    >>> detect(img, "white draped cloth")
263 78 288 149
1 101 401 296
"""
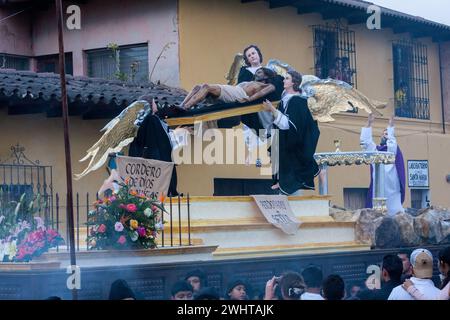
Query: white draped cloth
360 126 404 216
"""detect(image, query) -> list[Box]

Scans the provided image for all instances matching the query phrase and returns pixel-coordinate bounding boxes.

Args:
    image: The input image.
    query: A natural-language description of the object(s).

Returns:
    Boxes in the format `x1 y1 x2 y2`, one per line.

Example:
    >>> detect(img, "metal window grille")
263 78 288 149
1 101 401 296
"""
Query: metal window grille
392 40 430 120
36 53 73 75
0 53 30 70
0 144 53 228
86 43 149 82
312 25 357 88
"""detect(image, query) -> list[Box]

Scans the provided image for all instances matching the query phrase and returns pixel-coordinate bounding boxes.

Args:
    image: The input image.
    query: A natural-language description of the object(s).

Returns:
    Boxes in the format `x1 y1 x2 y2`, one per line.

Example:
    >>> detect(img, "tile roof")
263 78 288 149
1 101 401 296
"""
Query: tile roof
0 69 283 121
0 69 191 118
260 0 450 40
324 0 450 30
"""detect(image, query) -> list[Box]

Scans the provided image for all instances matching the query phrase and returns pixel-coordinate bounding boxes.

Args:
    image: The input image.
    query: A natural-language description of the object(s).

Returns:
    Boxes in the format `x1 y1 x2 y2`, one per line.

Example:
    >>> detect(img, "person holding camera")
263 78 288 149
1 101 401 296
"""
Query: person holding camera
264 271 306 300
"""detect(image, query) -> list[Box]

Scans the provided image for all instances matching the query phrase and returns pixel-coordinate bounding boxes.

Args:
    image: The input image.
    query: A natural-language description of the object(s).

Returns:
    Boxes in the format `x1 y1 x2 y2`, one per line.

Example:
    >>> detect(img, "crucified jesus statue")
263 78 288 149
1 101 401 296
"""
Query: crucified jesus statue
180 67 277 109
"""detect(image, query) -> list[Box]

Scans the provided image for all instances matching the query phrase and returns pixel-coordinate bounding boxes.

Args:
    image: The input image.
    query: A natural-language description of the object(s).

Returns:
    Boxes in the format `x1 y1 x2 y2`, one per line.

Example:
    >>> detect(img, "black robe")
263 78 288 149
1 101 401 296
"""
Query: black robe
274 96 320 194
128 114 178 196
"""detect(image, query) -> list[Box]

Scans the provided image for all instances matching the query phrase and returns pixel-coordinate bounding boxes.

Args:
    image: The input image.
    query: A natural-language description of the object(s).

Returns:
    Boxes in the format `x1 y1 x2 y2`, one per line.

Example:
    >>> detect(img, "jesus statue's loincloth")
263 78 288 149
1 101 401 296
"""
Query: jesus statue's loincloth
216 82 249 103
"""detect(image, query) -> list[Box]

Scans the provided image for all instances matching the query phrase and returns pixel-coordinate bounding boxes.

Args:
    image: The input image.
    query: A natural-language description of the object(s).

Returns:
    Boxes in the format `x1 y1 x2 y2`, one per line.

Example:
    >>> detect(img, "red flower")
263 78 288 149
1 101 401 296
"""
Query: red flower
117 235 126 245
125 204 137 213
97 224 106 233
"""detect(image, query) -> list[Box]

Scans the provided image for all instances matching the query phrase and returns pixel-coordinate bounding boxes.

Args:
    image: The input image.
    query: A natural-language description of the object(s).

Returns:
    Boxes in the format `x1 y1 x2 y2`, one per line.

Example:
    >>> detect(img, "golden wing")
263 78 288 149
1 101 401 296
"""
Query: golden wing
226 53 246 85
74 101 150 180
307 81 385 122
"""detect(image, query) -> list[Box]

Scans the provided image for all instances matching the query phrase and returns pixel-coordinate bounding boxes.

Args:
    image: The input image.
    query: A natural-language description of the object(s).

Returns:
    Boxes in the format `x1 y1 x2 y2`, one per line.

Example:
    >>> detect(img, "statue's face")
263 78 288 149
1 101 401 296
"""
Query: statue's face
283 74 293 90
245 47 261 66
254 68 266 81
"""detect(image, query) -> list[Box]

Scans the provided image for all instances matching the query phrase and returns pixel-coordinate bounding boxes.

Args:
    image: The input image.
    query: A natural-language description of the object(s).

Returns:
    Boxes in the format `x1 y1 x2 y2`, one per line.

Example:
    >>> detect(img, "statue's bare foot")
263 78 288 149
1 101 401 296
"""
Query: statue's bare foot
271 183 279 190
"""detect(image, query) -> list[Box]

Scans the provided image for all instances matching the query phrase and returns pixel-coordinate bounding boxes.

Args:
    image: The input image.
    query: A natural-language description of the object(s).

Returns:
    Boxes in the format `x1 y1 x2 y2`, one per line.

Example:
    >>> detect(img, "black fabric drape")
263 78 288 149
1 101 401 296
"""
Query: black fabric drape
129 114 178 196
275 96 320 194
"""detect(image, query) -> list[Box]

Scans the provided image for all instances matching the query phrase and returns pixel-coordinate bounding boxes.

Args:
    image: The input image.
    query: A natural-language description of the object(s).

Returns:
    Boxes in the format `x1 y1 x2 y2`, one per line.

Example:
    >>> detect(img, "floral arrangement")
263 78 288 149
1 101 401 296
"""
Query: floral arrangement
0 191 64 262
14 228 63 262
87 180 166 250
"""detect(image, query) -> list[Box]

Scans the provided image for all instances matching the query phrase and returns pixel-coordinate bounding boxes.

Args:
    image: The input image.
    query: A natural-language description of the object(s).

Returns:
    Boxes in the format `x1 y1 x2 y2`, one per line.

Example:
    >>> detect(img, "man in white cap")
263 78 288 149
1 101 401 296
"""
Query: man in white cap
388 248 440 300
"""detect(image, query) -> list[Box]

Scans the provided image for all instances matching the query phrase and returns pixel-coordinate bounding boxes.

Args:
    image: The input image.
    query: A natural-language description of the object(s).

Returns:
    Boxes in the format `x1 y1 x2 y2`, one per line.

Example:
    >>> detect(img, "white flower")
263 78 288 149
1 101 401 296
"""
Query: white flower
34 217 45 230
114 222 124 232
144 208 152 217
155 222 164 231
130 231 139 242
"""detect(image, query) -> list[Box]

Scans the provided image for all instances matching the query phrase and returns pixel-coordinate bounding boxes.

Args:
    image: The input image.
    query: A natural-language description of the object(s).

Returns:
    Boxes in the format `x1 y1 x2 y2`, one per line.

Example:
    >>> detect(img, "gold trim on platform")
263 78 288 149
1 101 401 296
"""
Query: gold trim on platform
213 242 370 258
0 261 61 271
38 245 218 261
165 103 273 126
160 217 355 233
174 195 332 203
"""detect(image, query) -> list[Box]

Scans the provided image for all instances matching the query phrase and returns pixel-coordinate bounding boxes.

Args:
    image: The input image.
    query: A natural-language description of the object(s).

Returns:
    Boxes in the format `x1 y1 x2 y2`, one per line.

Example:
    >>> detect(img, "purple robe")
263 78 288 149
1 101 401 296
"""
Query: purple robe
365 145 406 208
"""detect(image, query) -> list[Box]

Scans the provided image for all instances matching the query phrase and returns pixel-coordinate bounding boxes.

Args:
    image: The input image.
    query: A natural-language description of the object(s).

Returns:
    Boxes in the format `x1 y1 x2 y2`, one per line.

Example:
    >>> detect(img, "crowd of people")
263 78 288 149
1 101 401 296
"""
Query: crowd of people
94 246 449 301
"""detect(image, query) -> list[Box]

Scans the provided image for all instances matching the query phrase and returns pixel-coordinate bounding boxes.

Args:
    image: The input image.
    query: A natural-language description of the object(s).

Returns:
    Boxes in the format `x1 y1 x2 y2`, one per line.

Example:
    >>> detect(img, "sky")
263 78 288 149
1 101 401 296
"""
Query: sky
371 0 450 26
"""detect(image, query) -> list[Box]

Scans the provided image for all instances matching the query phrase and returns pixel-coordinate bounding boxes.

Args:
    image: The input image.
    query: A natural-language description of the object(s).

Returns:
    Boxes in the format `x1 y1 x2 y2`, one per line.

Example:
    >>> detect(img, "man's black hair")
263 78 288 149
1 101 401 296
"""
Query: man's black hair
301 265 323 288
171 281 193 297
109 279 136 300
184 269 206 283
382 254 404 282
322 275 345 300
398 248 413 257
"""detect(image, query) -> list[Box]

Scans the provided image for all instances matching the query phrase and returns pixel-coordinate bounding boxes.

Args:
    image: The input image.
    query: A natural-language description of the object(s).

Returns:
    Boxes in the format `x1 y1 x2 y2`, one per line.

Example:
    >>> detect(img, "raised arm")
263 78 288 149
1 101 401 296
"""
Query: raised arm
386 115 398 155
360 113 377 151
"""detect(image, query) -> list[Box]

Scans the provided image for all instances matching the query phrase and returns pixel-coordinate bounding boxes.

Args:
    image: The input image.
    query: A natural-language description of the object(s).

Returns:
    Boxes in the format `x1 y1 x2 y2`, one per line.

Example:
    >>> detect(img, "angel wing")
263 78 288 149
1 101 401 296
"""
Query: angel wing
300 77 386 122
226 53 246 85
265 59 294 78
74 100 151 180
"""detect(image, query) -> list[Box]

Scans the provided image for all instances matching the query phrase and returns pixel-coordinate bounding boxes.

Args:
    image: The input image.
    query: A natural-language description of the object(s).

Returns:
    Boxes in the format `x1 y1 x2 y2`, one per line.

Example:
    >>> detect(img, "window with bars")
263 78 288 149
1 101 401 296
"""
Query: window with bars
36 53 73 75
392 40 430 120
86 43 149 82
312 25 357 88
0 53 30 70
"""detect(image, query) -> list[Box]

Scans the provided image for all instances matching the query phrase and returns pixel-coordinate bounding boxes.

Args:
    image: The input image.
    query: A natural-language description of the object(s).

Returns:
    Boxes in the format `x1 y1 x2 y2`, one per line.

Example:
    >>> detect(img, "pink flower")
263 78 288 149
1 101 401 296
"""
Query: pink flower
125 204 137 213
109 196 116 202
114 222 124 232
137 227 146 237
97 224 106 233
117 235 126 245
152 205 158 212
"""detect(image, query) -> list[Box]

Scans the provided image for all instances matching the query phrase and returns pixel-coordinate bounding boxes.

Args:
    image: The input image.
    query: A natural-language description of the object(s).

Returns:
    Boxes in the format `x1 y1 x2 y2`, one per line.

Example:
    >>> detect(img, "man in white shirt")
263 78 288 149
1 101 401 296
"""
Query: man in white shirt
360 114 406 216
300 266 325 300
388 248 440 300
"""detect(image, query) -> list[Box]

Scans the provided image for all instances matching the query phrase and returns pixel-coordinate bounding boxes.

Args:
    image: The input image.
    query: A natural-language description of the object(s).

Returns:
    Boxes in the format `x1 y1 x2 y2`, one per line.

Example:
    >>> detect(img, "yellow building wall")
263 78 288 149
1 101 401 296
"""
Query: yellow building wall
1 0 449 225
178 0 450 207
0 108 109 208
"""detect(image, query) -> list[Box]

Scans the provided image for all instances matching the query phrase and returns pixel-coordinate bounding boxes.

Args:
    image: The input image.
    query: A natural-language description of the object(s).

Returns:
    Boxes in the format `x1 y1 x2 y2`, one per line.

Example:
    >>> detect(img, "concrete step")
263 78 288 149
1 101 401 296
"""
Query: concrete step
163 195 332 221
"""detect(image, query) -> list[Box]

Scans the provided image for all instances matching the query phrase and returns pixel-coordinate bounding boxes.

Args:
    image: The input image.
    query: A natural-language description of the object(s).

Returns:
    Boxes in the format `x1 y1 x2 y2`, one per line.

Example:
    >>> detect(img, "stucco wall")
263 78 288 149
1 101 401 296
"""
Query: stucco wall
177 0 450 207
2 0 180 86
441 41 450 123
0 8 32 56
1 0 449 213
